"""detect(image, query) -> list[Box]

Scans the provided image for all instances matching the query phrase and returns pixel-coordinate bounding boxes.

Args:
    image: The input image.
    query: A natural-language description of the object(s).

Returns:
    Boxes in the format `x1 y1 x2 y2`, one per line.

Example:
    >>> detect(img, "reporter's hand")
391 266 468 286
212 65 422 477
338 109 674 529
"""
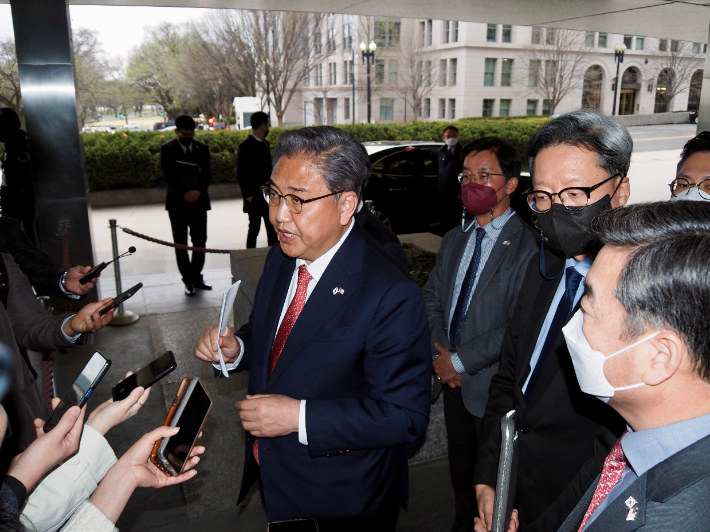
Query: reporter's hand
194 323 240 364
475 484 496 532
64 298 115 336
87 372 150 436
65 265 98 295
8 404 86 492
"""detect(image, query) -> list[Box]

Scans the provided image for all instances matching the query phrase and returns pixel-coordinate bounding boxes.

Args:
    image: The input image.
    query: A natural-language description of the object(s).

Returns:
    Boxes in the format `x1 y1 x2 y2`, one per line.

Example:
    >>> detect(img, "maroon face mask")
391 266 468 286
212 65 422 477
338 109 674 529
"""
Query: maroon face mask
461 182 503 216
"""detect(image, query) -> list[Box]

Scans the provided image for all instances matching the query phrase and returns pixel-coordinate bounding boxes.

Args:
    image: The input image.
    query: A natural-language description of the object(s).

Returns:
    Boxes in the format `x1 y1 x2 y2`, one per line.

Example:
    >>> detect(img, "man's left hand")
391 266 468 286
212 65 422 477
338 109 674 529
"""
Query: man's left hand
184 190 201 203
65 265 98 295
433 343 459 384
236 394 300 438
63 298 115 336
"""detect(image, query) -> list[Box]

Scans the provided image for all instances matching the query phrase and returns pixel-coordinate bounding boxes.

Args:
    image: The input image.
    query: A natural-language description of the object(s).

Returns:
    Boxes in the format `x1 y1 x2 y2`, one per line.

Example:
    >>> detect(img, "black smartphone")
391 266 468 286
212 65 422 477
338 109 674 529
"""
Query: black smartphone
45 351 111 431
157 378 212 476
79 263 108 285
99 282 143 316
112 351 177 401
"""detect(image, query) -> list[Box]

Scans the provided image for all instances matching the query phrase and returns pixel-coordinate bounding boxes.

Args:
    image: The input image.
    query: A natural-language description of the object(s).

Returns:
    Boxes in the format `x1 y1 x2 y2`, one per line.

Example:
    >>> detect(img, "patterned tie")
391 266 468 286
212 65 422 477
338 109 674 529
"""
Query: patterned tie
253 265 313 465
577 432 628 532
525 265 583 398
449 227 486 350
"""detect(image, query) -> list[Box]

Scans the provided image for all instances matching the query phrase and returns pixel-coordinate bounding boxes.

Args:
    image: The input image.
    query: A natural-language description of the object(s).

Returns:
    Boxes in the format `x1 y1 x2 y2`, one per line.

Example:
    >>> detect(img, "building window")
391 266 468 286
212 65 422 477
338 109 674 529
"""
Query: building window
545 60 558 87
528 60 540 87
545 28 555 45
449 99 456 119
426 20 433 46
623 35 632 48
451 58 458 86
693 42 701 53
315 64 323 85
499 99 511 117
425 61 432 86
671 40 680 53
531 27 542 45
482 99 494 117
501 59 512 86
314 16 322 55
328 62 337 85
502 25 512 43
598 33 607 48
635 37 644 50
304 67 310 87
487 24 497 42
344 97 350 120
439 99 446 119
659 39 668 52
440 59 448 86
444 21 451 44
585 31 595 48
419 21 426 46
542 99 550 116
374 17 401 48
527 99 538 116
379 98 394 120
424 98 431 118
342 14 353 49
343 60 353 85
389 60 399 84
484 58 496 86
375 60 385 84
453 21 459 42
327 14 337 53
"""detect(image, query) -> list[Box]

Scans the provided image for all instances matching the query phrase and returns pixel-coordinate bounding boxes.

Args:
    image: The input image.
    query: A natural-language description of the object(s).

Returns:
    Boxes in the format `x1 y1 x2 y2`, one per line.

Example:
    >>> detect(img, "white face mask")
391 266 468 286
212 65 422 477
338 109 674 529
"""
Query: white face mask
445 138 459 147
562 310 657 403
670 187 706 202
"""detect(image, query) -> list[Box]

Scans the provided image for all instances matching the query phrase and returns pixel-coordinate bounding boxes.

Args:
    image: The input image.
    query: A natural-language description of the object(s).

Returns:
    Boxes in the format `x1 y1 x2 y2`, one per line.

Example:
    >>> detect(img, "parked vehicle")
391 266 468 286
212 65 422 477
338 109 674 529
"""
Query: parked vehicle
153 121 175 131
123 122 145 131
690 111 699 124
362 141 534 234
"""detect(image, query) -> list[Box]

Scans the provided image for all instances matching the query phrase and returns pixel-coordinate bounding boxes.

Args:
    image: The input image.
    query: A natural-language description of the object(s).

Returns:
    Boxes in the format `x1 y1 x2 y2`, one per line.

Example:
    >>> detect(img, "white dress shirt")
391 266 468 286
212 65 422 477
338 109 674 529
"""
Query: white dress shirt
215 219 355 445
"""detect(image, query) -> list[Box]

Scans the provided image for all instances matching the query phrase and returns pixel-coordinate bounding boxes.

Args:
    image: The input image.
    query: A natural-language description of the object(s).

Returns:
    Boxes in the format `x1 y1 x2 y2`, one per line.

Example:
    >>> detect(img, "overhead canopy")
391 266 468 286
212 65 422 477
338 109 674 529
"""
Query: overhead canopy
2 0 709 43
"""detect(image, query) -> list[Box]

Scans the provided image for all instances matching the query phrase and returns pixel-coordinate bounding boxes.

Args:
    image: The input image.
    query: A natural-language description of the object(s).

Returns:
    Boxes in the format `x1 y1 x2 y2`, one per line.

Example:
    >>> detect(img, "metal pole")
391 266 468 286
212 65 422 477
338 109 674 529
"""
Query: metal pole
352 52 356 124
612 59 620 116
366 56 372 123
108 219 139 326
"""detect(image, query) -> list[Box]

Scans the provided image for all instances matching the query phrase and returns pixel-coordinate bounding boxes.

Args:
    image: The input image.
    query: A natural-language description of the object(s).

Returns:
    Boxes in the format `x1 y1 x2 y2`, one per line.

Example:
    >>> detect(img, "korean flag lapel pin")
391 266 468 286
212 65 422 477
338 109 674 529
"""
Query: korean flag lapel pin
502 240 511 246
625 496 638 521
333 287 345 295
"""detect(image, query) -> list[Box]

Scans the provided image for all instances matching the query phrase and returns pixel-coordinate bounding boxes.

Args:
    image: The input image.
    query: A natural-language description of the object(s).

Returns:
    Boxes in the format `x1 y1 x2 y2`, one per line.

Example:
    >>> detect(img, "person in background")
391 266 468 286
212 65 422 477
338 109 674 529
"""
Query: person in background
406 126 463 234
669 131 710 202
558 201 710 532
422 137 538 532
0 108 36 245
160 115 212 296
473 109 631 532
237 111 278 249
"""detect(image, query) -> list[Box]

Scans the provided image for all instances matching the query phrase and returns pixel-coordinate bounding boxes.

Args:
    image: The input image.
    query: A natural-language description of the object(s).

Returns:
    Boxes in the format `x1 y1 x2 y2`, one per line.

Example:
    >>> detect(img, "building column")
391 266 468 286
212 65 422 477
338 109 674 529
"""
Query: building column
696 19 710 133
9 0 97 302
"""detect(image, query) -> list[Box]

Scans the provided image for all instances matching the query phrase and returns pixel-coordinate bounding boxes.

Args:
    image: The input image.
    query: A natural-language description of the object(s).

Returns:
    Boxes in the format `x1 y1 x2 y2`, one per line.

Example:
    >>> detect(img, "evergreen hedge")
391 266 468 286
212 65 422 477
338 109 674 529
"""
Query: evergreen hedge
77 116 550 191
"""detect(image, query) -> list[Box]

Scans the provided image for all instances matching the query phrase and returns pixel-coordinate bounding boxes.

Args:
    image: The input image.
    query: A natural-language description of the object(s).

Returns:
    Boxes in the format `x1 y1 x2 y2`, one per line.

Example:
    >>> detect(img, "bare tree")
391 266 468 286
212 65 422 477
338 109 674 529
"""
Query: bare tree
521 28 589 114
398 30 437 120
72 28 108 125
0 38 21 114
650 40 703 111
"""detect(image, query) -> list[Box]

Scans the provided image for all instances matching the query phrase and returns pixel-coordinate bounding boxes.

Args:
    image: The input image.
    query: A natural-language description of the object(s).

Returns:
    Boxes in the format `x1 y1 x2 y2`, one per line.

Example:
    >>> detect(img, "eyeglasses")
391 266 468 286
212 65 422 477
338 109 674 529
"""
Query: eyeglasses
457 171 505 185
526 174 620 213
260 185 343 214
669 178 710 200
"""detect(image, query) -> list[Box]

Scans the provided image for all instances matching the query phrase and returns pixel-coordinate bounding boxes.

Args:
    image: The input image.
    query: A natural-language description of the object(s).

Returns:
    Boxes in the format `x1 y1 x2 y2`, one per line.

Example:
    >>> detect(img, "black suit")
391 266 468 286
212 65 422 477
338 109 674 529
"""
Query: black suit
415 144 462 234
354 206 408 274
160 138 211 285
236 134 276 248
474 248 625 531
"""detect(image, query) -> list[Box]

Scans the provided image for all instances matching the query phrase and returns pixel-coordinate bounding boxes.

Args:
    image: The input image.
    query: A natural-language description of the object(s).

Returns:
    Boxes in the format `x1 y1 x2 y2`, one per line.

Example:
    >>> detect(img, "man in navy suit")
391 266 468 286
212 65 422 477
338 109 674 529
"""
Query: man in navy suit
194 126 431 530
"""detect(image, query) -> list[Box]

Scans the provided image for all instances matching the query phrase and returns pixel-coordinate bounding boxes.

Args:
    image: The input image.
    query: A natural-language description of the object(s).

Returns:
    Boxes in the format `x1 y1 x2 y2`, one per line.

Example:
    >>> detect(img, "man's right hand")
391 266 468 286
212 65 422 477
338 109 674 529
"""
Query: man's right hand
194 323 240 364
404 146 415 152
475 484 519 532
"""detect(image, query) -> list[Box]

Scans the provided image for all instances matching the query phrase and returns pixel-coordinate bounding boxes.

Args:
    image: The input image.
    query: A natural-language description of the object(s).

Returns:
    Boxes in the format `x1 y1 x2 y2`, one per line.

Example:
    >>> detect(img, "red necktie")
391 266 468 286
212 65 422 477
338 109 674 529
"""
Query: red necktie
253 265 313 465
577 431 628 531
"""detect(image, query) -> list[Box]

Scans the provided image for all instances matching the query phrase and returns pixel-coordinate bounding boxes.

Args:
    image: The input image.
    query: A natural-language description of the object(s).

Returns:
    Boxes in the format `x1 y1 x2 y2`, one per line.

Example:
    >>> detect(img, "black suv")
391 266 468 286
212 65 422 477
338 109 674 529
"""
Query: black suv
153 121 175 131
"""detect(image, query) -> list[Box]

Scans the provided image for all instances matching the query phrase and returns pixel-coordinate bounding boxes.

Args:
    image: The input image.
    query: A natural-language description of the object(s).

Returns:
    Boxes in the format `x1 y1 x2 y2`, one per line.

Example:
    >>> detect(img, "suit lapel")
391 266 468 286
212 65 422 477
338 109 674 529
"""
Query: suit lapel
442 230 472 327
558 476 597 532
586 475 647 532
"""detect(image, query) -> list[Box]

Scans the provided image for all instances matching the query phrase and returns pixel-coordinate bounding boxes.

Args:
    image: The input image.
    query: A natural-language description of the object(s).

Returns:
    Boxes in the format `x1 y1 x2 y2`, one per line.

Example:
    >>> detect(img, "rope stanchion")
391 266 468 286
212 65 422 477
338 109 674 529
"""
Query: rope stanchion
121 227 234 254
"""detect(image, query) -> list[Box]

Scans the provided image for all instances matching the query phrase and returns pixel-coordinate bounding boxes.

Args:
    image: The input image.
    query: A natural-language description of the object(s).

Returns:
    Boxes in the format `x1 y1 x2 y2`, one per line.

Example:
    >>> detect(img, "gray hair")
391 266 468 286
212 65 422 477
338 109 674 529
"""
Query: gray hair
528 108 633 178
591 201 710 382
272 126 370 197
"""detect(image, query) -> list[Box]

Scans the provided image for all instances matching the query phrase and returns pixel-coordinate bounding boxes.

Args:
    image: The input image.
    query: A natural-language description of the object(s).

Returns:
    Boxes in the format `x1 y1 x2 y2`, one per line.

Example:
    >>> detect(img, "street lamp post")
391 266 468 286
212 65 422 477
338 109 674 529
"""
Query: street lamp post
351 48 356 124
360 40 377 123
612 43 626 116
265 59 272 119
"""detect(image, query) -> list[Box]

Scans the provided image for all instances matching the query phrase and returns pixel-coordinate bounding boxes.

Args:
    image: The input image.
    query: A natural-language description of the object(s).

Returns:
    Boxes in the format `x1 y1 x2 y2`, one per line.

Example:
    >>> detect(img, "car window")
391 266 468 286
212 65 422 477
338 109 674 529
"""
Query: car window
421 158 437 177
371 156 387 173
385 151 424 176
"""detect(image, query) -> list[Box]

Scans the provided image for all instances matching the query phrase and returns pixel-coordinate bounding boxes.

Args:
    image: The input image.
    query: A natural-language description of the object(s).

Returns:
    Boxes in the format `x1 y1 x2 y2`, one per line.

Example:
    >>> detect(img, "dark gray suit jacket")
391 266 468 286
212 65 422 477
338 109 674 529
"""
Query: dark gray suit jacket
422 213 539 417
558 433 710 532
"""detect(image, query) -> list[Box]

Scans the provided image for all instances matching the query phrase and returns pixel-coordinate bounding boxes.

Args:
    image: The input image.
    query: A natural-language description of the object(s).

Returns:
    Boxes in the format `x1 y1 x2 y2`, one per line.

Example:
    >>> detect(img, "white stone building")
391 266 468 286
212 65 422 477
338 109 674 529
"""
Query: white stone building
278 15 705 126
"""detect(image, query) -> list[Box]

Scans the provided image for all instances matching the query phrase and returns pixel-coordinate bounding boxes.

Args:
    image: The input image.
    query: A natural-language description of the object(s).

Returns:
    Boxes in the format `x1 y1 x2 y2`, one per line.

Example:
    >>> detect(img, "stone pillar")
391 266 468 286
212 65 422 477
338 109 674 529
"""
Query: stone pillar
697 19 710 134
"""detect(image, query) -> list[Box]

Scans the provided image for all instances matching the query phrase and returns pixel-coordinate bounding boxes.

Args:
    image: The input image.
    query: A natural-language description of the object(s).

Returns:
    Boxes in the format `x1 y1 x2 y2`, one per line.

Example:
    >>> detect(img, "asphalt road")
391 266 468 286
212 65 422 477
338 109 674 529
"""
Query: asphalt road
627 122 697 152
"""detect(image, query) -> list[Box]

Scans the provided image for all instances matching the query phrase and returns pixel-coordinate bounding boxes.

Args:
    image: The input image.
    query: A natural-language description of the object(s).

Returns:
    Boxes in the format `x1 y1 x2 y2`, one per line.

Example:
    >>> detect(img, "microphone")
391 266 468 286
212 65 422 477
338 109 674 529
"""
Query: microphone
79 247 136 285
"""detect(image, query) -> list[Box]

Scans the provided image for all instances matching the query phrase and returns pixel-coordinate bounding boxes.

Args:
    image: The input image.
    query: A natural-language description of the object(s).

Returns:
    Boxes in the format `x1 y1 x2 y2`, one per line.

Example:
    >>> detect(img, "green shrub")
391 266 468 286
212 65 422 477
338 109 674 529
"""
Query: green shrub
77 116 551 191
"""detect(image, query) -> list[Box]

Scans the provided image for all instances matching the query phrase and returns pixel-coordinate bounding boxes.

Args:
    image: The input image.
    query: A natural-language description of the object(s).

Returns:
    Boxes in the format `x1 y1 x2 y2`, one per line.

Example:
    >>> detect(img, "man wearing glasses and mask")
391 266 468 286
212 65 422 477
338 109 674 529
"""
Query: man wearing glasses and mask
473 109 630 532
193 127 431 530
669 131 710 202
422 137 538 532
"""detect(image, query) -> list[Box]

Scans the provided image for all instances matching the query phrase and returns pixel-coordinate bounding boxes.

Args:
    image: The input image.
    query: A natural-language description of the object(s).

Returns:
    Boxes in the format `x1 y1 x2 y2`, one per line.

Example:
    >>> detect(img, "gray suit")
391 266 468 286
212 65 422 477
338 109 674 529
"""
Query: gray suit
558 433 710 532
423 213 539 417
0 253 88 465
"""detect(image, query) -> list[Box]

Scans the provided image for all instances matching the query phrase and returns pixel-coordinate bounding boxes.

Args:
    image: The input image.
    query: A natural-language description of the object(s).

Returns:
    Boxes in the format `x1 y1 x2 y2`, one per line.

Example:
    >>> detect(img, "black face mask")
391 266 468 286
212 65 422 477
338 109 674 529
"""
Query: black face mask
535 194 612 257
264 129 270 138
179 137 193 147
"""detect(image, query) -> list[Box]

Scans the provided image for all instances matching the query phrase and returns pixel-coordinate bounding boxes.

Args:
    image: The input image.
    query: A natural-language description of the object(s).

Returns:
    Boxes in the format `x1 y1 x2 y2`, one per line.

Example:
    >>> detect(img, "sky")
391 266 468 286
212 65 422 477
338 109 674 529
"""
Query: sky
0 5 211 60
